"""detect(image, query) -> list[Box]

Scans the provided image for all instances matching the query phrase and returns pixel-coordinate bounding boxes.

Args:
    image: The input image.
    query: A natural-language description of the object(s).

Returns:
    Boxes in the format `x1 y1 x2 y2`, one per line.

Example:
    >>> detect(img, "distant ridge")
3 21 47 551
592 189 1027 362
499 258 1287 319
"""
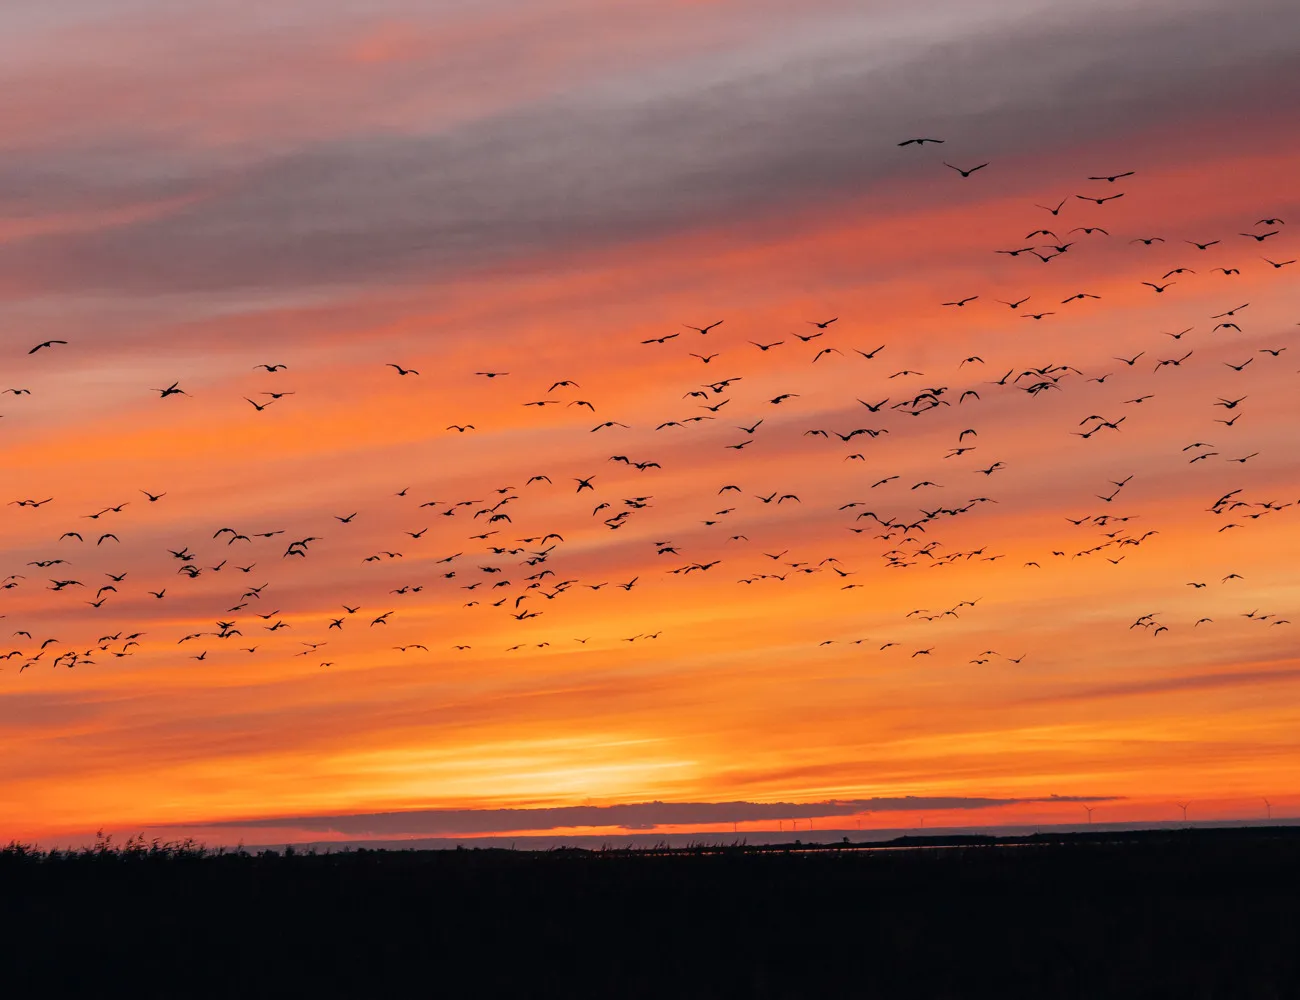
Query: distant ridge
234 817 1300 855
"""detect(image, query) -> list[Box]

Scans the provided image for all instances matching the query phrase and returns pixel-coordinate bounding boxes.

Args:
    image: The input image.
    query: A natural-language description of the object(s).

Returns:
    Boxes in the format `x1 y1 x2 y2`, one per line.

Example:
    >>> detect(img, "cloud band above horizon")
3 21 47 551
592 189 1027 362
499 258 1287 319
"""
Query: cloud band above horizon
187 795 1125 836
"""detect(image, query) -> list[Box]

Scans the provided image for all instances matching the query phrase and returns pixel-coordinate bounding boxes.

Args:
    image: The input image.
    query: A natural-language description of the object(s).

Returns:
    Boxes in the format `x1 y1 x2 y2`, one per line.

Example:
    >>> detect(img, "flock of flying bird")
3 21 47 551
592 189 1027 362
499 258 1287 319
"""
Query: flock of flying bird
2 137 1295 677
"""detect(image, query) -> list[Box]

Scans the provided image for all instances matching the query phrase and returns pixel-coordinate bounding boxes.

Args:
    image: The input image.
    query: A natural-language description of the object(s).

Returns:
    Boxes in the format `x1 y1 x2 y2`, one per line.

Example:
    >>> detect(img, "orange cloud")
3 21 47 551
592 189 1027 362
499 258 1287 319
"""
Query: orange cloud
2 3 1299 846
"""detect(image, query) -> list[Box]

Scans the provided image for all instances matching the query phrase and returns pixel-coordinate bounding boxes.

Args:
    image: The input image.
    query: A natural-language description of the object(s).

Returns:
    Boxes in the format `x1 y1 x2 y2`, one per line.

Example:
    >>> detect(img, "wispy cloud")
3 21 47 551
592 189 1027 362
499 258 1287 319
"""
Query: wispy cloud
0 0 1296 298
1 0 1297 844
196 795 1123 836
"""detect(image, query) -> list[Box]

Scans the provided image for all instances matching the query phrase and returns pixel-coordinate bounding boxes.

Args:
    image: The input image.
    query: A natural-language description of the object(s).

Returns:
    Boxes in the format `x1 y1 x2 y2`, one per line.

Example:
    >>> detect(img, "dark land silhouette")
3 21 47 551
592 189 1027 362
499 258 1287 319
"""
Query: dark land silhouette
3 825 1297 998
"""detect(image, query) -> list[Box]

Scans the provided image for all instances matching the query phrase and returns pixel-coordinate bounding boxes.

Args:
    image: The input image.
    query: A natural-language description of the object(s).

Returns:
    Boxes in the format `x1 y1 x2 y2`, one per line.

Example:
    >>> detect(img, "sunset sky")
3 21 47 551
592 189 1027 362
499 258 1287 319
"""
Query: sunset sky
2 0 1298 847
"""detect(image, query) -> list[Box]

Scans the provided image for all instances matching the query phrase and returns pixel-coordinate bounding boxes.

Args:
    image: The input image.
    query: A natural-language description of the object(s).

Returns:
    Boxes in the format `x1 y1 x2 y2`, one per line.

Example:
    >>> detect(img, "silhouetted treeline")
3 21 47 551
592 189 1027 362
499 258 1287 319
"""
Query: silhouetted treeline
3 827 1298 998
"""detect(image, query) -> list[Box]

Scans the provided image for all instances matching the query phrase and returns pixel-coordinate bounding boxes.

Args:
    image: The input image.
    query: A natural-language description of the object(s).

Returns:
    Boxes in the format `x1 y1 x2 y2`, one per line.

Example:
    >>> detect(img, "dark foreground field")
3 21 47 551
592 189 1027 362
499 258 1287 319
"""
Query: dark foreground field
3 827 1297 998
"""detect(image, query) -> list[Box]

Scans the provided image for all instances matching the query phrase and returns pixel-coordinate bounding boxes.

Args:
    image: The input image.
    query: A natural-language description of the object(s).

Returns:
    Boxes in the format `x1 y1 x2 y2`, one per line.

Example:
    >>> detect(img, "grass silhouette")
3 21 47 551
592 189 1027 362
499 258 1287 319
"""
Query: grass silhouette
3 826 1298 997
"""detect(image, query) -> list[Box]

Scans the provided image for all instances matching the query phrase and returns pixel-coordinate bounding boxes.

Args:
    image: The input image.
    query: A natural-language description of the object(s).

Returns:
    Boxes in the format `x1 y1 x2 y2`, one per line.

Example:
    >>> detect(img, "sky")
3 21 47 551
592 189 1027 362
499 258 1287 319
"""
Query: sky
2 0 1298 847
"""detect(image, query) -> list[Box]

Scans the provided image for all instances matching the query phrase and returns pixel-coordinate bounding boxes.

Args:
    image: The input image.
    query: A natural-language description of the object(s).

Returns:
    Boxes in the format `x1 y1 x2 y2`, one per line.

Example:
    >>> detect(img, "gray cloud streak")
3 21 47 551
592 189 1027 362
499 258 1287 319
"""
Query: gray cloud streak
0 0 1296 302
196 795 1124 836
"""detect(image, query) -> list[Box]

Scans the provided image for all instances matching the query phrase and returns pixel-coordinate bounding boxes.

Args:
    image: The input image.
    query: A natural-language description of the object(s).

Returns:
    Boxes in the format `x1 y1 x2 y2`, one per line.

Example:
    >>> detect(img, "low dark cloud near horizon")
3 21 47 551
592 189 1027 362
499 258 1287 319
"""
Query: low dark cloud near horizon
0 0 1297 303
194 795 1124 836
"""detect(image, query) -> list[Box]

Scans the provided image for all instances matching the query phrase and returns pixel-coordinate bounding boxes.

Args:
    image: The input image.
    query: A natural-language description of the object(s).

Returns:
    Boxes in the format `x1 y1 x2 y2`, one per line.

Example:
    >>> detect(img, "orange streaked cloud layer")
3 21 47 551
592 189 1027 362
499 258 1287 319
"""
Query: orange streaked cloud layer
2 0 1299 845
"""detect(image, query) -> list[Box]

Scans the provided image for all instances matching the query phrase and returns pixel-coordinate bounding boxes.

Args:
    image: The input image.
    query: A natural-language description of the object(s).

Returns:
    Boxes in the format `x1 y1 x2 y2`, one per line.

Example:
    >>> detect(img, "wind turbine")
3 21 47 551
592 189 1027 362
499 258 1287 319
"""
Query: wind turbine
1263 797 1272 821
1084 805 1095 824
1176 802 1190 823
